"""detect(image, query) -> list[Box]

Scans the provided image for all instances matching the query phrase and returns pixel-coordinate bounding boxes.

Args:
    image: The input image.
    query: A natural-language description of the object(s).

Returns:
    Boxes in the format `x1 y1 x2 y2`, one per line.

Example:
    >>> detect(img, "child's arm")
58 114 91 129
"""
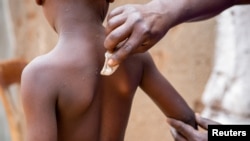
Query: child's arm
21 60 58 141
139 53 197 129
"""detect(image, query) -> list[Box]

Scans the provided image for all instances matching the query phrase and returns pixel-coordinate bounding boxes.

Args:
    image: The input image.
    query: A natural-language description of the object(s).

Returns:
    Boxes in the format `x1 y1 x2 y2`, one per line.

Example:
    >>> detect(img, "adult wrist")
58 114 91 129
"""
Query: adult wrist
172 0 236 22
145 0 187 27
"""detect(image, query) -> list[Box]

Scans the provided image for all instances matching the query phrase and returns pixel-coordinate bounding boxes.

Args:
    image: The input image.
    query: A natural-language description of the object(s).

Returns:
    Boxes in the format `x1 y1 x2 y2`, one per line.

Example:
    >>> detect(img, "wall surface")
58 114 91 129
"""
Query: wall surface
0 0 15 140
0 0 216 141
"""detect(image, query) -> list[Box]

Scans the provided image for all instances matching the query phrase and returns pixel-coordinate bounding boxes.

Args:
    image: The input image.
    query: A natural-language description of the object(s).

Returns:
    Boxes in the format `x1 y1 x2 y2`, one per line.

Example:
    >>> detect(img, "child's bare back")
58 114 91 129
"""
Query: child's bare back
21 0 196 141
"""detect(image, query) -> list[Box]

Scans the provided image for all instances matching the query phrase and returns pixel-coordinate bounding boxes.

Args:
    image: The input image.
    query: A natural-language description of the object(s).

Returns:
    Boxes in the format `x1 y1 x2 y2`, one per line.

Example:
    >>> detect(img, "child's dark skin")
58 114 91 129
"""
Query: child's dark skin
21 0 197 141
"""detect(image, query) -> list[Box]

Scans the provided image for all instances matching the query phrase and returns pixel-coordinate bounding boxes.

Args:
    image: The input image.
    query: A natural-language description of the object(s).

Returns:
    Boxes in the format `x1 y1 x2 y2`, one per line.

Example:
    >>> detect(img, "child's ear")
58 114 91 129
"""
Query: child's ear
36 0 44 5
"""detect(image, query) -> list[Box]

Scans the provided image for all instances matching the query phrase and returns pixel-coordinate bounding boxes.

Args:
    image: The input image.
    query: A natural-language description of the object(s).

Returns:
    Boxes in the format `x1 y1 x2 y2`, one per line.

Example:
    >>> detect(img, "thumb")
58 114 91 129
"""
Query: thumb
107 43 133 67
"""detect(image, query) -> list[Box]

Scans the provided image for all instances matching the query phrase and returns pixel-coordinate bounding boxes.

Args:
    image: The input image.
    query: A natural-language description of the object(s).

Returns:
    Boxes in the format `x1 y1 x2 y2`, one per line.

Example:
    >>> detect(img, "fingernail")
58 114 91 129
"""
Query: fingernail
108 59 116 66
195 113 200 116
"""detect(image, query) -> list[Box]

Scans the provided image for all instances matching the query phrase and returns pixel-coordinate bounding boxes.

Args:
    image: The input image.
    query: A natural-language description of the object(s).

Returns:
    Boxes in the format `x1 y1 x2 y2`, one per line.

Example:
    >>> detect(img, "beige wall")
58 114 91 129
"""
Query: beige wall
9 0 57 60
6 0 216 141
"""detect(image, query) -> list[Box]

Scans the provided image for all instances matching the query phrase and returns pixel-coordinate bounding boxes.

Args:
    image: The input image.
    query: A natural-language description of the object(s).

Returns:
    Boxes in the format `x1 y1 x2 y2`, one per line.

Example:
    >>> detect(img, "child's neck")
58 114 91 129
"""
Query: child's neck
57 20 104 39
47 1 108 36
55 11 106 41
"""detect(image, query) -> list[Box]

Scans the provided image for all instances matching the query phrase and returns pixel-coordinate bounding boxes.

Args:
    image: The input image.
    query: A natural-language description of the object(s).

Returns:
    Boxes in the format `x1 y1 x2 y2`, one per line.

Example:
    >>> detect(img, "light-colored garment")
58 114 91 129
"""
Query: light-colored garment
202 5 250 124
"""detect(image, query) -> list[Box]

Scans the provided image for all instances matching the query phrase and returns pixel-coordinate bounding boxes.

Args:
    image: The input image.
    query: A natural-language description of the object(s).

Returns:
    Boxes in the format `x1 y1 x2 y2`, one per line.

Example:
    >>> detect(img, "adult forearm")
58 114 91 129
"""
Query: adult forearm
180 0 250 22
236 0 250 4
149 0 237 27
179 0 236 22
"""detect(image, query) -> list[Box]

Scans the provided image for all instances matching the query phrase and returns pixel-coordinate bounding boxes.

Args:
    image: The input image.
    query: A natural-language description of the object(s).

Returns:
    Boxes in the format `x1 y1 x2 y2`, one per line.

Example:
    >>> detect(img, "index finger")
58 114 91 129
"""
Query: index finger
107 28 147 66
107 6 125 21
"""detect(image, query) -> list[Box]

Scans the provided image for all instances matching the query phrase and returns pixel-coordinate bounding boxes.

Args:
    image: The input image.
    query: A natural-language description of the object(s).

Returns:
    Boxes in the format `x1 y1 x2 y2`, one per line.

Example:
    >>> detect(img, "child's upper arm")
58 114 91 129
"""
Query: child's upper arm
139 54 196 128
21 59 58 141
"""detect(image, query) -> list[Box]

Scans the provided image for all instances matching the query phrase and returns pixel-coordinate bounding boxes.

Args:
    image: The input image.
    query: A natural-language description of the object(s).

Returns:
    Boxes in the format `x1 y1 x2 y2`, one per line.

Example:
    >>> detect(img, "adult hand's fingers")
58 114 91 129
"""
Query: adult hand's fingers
104 3 170 66
107 6 125 21
105 5 154 66
167 118 197 140
195 114 220 130
105 5 142 53
106 6 126 35
106 14 126 36
107 26 148 66
105 20 133 52
105 8 129 52
170 128 187 141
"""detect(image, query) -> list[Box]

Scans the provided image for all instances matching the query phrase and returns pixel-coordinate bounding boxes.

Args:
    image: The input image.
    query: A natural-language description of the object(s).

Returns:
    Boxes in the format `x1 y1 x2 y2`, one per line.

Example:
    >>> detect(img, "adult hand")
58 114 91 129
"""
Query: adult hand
104 0 180 67
104 0 244 67
167 114 220 141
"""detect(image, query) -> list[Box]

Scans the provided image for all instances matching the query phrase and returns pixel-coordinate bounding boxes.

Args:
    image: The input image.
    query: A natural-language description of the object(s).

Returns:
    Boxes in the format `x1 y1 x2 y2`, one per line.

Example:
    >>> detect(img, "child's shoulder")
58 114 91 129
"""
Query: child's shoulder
24 55 52 73
21 55 60 102
21 55 60 85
